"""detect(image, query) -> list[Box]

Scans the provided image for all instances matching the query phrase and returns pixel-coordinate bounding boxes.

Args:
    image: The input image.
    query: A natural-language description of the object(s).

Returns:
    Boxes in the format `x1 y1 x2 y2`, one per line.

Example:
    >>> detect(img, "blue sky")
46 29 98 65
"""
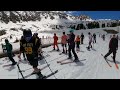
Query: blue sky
66 11 120 20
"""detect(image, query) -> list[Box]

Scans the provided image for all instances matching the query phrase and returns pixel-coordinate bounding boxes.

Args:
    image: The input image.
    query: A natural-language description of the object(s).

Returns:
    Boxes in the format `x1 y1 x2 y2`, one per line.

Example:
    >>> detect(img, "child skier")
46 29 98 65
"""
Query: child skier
53 33 59 51
18 29 44 79
61 32 67 53
75 35 80 52
87 32 93 50
4 39 17 65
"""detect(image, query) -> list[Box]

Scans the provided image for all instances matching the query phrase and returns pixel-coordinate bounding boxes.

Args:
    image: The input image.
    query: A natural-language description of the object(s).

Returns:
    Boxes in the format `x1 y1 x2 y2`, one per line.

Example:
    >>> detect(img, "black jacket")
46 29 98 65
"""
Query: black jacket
68 33 75 47
109 38 118 50
81 34 84 39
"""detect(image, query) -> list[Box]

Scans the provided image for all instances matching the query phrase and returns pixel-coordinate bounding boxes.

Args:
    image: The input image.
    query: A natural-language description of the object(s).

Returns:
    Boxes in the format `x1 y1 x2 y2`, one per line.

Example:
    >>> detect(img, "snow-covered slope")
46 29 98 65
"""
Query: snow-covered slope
0 29 120 79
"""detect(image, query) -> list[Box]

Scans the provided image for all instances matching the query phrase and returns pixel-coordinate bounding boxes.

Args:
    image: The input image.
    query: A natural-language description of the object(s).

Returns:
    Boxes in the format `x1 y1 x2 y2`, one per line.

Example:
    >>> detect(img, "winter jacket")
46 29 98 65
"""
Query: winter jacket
5 42 13 54
61 35 67 44
53 36 58 43
88 34 92 42
69 33 75 46
109 38 118 50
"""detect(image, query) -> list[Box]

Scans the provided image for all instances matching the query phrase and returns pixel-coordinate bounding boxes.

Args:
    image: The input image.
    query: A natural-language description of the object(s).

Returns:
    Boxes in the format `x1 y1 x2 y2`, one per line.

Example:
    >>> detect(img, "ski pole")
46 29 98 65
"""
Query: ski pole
17 63 25 79
43 57 57 79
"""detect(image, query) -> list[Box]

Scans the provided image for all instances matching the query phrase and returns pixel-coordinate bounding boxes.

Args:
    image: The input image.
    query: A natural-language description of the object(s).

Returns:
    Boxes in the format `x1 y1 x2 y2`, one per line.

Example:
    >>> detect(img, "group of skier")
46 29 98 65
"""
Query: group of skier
1 28 119 79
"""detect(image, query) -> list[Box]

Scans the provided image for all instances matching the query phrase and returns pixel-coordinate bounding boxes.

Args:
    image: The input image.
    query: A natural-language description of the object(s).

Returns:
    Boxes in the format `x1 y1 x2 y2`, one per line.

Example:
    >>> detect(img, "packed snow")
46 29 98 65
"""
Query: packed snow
0 28 120 79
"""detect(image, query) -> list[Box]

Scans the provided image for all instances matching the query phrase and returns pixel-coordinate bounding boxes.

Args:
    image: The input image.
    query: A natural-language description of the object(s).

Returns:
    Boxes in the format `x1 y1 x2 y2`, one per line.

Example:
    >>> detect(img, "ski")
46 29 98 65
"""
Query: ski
60 59 86 65
21 64 50 72
101 54 112 67
20 64 50 79
59 52 67 55
38 70 58 79
57 58 72 63
3 64 16 67
111 56 119 69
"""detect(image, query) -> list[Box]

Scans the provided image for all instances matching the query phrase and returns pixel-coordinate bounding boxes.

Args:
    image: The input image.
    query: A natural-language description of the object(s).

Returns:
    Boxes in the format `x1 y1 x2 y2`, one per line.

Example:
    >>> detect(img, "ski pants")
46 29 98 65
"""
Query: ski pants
105 49 116 62
53 42 59 49
76 41 80 49
68 44 78 59
7 53 16 63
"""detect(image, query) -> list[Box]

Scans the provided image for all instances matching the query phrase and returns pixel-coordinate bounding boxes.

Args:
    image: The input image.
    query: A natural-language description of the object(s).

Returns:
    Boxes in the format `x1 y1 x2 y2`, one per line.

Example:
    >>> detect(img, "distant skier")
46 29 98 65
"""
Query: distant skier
61 32 67 53
18 29 44 78
93 33 96 43
102 34 105 41
81 33 84 44
75 35 80 51
104 34 118 63
53 33 59 51
87 32 93 50
4 39 17 65
68 29 79 62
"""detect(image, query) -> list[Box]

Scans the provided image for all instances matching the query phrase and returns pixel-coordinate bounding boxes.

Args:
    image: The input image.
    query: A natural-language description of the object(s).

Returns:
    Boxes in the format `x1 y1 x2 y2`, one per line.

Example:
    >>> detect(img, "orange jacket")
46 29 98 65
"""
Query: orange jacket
61 35 67 44
53 36 58 42
75 36 80 42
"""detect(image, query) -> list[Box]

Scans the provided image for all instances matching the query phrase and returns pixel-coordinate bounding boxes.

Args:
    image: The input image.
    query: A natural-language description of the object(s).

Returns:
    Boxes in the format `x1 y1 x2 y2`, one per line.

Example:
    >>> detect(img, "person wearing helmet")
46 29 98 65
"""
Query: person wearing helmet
68 29 79 62
18 29 44 79
4 39 17 65
53 33 59 51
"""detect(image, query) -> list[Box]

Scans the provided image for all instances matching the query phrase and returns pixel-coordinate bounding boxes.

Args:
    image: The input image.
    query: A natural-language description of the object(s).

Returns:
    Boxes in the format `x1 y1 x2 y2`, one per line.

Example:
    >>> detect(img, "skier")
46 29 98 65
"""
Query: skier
81 33 84 44
20 36 27 61
87 32 93 50
61 32 67 53
75 35 80 51
68 29 79 62
18 29 44 78
4 39 17 65
102 34 105 41
53 33 59 51
104 34 118 63
93 33 96 43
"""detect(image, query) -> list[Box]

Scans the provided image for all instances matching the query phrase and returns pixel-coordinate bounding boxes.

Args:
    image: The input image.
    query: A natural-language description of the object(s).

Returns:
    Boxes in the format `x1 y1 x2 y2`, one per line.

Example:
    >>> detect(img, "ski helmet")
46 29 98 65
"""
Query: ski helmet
69 29 74 33
5 38 9 43
23 29 32 42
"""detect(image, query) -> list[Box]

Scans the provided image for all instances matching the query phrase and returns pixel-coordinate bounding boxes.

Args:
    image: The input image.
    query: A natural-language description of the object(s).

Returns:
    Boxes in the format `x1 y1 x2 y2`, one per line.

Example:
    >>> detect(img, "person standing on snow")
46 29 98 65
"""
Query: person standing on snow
93 33 96 43
61 32 67 53
18 29 44 79
53 33 59 51
102 34 105 41
68 29 79 62
75 35 80 52
81 33 84 44
87 32 93 50
20 36 27 61
104 34 118 63
4 39 17 65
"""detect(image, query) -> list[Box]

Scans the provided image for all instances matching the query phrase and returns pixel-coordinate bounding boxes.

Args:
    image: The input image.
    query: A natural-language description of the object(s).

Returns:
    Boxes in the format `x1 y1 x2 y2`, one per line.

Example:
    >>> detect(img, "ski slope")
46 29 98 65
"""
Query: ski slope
0 29 120 79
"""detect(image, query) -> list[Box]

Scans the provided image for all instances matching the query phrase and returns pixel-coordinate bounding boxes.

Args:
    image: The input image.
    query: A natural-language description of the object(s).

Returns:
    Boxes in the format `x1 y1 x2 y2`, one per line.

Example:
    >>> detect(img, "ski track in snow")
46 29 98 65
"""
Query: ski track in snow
0 29 120 79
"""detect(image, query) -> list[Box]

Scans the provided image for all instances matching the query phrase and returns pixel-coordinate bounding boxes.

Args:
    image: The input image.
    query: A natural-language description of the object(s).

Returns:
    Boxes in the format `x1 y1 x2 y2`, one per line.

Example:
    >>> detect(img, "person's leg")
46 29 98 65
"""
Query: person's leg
62 44 65 53
71 45 78 60
113 50 116 63
68 45 72 58
8 53 16 64
104 49 112 58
